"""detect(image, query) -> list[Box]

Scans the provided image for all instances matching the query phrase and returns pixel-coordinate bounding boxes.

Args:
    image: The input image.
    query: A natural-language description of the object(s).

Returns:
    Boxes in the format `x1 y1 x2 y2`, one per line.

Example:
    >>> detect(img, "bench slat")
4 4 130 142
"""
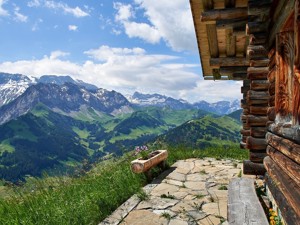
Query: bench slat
228 178 268 225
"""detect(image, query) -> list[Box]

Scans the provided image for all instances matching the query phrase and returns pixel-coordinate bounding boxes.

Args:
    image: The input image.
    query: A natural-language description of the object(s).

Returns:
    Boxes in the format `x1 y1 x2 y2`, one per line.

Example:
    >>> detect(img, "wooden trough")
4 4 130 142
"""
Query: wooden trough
131 150 168 174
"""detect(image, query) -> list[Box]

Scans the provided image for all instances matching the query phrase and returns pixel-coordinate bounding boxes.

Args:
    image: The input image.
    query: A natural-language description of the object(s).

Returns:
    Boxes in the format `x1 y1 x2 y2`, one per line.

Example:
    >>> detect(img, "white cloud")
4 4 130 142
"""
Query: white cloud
27 0 41 7
123 21 161 44
0 0 9 16
49 50 70 60
113 2 133 21
14 6 28 23
68 25 78 31
0 46 241 102
114 0 197 52
45 1 89 18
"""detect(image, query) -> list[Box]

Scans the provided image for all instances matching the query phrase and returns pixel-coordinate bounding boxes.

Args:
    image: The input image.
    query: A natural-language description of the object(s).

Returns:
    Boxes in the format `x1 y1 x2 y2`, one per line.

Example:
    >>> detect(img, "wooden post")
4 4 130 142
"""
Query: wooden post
243 160 266 175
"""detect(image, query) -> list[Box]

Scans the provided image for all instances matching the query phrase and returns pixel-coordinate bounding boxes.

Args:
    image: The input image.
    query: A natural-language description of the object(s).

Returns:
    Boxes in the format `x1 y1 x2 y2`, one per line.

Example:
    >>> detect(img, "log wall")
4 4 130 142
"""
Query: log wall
264 1 300 224
242 0 271 175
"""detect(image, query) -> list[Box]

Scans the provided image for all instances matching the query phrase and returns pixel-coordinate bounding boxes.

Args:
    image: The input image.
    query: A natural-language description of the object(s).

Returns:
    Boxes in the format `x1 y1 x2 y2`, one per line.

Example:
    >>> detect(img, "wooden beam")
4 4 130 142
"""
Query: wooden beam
247 115 268 126
250 80 270 91
226 29 236 57
249 59 270 67
251 127 267 138
267 145 300 187
250 151 267 163
243 160 266 175
216 18 247 30
264 156 300 221
246 22 268 35
249 33 267 45
266 132 300 164
210 57 248 66
247 67 269 80
247 45 268 59
206 24 219 57
246 136 267 150
219 66 248 75
201 7 248 22
250 106 268 115
225 0 235 8
202 0 213 10
268 81 275 95
247 90 269 100
265 173 299 225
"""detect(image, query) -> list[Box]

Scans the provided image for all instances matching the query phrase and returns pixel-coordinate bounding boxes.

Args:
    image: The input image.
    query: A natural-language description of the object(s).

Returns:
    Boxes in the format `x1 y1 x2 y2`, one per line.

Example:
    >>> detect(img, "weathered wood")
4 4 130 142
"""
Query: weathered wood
249 33 267 45
249 59 270 67
219 66 248 75
247 45 268 59
201 7 248 22
246 22 268 35
241 129 251 136
241 86 250 94
248 0 271 18
247 90 269 100
243 160 266 175
210 57 248 67
268 81 275 95
246 136 267 150
250 151 267 163
216 18 247 30
243 122 251 130
275 31 294 118
231 73 247 80
265 173 299 225
266 132 300 164
131 150 168 173
267 67 276 83
247 67 269 80
225 0 235 8
243 79 250 87
248 99 269 105
243 108 249 115
202 0 213 10
250 80 270 91
206 24 219 57
228 178 269 225
264 156 300 220
268 0 296 48
267 145 300 187
267 107 275 121
268 95 275 106
226 29 236 57
251 127 267 138
247 115 268 126
250 106 268 115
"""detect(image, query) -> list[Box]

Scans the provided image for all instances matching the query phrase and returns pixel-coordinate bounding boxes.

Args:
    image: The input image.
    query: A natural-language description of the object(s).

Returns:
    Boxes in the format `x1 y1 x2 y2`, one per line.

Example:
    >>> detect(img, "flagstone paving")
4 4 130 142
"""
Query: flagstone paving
100 158 252 225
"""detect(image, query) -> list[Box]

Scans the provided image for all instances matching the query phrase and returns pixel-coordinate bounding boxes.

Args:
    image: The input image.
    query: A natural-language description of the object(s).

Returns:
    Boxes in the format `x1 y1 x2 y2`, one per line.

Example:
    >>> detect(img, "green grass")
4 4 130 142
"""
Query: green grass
0 144 247 225
0 140 15 155
72 127 90 139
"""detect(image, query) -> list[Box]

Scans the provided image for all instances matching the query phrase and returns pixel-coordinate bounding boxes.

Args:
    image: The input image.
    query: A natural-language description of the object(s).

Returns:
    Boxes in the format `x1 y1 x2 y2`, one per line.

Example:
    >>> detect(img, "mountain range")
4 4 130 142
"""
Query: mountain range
0 72 241 181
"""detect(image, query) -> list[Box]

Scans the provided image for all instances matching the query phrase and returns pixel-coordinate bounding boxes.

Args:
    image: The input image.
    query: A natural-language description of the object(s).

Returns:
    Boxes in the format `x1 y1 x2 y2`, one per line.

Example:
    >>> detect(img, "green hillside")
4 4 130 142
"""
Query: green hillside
153 115 241 149
0 105 212 181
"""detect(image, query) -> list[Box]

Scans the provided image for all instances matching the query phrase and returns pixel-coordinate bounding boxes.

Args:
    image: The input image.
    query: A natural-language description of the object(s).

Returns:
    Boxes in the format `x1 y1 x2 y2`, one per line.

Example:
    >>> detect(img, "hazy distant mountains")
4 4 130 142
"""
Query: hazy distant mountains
0 72 240 118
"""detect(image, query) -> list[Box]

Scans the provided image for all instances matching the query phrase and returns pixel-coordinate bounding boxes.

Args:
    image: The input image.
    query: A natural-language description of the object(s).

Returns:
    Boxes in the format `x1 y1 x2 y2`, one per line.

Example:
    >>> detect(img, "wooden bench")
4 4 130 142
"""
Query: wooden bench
228 178 269 225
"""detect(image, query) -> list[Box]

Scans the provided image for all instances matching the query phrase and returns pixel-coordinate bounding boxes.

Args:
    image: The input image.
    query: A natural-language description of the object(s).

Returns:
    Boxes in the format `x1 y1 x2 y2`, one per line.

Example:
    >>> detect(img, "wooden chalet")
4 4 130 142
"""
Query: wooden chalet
190 0 300 224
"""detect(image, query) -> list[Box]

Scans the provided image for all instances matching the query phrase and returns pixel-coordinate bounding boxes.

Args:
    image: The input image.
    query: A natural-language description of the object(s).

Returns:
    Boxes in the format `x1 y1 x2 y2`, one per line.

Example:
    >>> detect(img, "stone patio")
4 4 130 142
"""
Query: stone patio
100 158 249 225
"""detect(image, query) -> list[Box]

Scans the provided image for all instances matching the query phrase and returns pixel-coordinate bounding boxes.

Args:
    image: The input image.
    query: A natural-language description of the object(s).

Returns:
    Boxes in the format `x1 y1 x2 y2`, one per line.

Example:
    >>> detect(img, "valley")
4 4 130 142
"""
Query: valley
0 73 241 182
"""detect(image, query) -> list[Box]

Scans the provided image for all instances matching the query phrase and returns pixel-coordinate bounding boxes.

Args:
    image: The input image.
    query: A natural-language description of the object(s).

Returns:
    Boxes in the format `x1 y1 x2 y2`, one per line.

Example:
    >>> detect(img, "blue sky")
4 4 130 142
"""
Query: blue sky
0 0 241 102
